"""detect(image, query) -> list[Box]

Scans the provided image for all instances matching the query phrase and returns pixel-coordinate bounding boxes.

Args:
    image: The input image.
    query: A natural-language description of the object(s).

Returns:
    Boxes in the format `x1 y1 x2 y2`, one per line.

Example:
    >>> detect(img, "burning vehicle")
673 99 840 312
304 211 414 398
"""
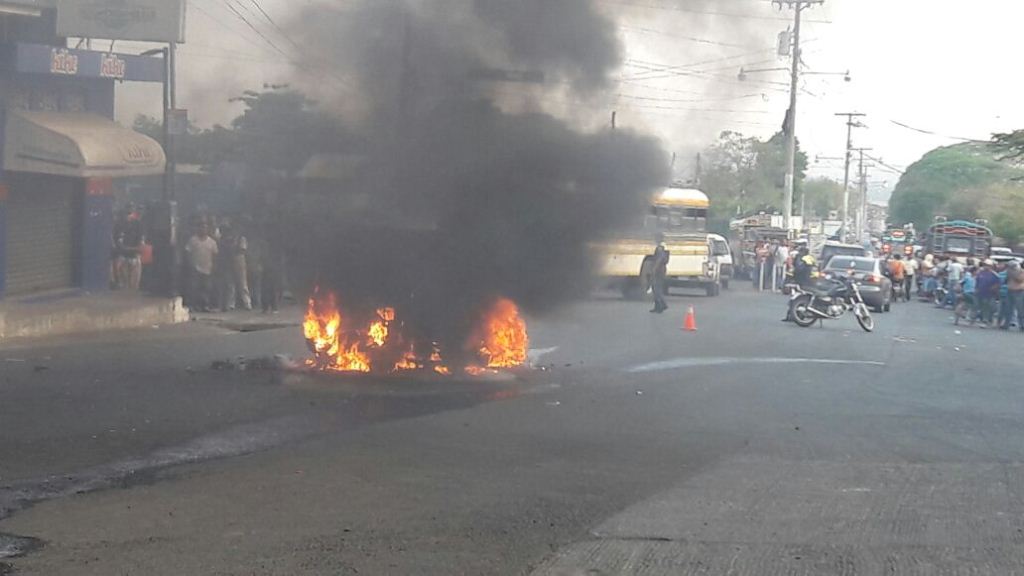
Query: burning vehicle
275 0 668 375
302 288 527 375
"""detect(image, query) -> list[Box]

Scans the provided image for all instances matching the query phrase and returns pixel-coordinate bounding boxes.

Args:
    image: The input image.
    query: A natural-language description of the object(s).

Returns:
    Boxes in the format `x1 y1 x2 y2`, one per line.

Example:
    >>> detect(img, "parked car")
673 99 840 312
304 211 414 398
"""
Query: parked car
819 241 868 270
822 256 892 313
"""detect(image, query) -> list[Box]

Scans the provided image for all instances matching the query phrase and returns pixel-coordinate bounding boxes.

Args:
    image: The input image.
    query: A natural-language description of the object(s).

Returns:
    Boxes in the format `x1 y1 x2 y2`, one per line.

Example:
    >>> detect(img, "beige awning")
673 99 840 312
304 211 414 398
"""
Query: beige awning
4 111 166 178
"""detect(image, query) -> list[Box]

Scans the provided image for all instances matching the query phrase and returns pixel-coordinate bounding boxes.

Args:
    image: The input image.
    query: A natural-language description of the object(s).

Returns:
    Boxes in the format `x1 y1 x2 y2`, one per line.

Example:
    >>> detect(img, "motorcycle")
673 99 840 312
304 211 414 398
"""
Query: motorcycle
788 275 875 332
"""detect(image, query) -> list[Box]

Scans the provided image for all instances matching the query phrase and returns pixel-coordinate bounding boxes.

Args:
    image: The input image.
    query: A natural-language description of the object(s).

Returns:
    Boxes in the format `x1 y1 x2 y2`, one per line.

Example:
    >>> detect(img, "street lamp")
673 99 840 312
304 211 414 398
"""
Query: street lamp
140 47 171 202
139 47 178 298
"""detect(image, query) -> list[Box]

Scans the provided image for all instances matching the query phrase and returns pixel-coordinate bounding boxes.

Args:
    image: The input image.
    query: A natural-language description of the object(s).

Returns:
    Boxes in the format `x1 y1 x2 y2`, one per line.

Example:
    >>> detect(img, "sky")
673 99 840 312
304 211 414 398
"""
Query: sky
113 0 1024 200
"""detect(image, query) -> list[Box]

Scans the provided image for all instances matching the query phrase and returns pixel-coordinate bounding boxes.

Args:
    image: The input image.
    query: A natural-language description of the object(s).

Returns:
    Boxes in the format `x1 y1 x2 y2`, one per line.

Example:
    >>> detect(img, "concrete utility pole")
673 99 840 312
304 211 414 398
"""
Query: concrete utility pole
853 147 873 241
774 0 824 231
835 112 865 240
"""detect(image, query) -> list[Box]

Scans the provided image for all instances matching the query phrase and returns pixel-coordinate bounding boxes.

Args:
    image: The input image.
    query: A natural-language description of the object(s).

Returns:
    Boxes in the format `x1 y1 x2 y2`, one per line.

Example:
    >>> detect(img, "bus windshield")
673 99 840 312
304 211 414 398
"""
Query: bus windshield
649 205 707 233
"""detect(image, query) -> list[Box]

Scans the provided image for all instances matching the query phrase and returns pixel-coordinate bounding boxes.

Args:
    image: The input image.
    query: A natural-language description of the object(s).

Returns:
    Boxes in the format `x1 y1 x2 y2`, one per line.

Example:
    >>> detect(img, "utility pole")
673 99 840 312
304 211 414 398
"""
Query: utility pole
853 147 873 241
835 112 865 241
774 0 823 232
167 41 178 203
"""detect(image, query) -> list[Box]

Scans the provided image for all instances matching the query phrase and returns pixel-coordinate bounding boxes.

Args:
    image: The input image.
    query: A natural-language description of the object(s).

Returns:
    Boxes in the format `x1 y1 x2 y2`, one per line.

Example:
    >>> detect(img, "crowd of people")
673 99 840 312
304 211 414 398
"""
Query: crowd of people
751 239 805 292
109 201 288 315
751 234 1024 331
183 212 287 314
893 253 1024 330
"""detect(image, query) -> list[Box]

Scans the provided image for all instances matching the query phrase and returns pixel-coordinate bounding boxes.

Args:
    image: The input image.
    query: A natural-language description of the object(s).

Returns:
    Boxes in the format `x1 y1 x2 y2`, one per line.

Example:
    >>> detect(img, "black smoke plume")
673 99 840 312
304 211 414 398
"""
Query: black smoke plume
285 0 669 361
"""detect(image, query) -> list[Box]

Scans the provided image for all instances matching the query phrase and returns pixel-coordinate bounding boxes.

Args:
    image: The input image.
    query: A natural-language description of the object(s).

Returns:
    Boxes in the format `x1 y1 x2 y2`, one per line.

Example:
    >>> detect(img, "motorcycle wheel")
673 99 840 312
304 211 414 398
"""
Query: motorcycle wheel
854 303 874 332
791 295 817 328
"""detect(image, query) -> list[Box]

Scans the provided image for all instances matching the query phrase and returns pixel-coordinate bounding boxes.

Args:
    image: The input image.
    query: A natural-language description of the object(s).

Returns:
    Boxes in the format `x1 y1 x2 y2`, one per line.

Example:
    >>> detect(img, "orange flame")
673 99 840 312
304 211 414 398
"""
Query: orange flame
303 290 527 375
394 345 420 372
303 292 341 359
367 308 395 347
469 297 528 369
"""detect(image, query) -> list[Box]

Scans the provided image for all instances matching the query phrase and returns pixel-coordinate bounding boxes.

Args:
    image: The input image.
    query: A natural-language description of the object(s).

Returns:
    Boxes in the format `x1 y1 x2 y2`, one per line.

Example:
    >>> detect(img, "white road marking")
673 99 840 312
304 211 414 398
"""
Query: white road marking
626 357 885 374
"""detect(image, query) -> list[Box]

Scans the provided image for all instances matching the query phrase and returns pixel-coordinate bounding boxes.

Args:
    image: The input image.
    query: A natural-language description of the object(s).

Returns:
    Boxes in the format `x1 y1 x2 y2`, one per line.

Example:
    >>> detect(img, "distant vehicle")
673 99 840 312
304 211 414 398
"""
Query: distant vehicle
596 188 728 298
881 227 915 256
729 214 790 279
990 246 1013 257
923 220 993 259
819 241 868 269
822 256 892 313
708 233 734 290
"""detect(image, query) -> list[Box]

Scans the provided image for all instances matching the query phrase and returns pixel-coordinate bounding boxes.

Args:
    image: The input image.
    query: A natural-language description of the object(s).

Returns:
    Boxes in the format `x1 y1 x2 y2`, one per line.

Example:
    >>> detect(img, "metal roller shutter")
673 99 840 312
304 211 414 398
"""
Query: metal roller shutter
5 174 78 295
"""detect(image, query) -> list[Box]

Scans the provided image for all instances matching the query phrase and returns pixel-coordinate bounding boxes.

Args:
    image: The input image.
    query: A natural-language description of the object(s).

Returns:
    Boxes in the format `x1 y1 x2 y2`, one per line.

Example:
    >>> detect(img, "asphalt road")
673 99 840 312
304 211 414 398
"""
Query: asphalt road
2 285 1024 575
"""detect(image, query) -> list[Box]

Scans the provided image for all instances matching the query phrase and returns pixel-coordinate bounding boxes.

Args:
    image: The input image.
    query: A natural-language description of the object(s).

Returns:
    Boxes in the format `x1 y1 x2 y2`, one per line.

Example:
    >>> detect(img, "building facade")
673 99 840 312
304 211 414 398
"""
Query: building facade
0 2 166 297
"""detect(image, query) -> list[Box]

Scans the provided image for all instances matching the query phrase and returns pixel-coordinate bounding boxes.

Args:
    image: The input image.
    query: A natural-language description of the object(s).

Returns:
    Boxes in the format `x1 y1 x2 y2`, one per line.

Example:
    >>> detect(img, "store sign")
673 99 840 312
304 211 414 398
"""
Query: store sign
57 0 185 43
14 43 164 83
99 53 126 79
50 48 79 75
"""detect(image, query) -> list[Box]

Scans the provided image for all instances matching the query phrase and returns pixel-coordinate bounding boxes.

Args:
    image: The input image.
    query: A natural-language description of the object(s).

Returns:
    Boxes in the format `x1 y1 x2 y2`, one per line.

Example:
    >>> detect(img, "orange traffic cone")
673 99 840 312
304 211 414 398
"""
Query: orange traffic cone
683 305 697 332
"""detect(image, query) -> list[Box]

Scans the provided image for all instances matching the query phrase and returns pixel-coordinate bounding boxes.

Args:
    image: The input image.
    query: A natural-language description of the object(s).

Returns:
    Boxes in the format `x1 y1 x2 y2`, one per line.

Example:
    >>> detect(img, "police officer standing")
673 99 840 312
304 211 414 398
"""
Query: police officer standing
650 233 670 314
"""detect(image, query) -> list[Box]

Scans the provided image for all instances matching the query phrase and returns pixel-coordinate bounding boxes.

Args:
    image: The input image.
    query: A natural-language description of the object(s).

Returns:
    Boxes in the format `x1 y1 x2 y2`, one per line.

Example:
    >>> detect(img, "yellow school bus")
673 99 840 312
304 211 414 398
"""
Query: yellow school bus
595 187 730 298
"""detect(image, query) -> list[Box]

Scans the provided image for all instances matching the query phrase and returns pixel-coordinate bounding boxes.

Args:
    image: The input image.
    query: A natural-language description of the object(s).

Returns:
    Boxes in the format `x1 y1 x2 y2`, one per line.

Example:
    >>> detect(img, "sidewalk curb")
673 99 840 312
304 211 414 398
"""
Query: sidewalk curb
0 297 188 340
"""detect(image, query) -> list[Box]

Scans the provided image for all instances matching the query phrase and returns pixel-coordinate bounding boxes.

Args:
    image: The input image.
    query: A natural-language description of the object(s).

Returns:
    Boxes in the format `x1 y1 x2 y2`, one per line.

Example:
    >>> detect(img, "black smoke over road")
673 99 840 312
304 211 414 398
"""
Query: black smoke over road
285 0 669 358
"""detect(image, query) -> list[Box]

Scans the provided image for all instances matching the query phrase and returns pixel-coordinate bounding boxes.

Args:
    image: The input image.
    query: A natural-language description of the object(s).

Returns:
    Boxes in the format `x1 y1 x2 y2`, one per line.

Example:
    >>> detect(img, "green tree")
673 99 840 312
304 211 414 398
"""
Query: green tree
992 129 1024 162
701 130 808 231
131 87 361 176
132 115 241 168
889 143 1023 229
801 177 843 219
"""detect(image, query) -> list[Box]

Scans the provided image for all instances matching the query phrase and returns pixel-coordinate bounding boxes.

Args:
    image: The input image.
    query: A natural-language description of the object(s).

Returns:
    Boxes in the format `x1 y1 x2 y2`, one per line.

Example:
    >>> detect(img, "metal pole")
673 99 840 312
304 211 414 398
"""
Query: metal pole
160 47 170 203
783 3 801 231
167 41 177 202
858 149 867 241
835 113 864 241
849 148 872 242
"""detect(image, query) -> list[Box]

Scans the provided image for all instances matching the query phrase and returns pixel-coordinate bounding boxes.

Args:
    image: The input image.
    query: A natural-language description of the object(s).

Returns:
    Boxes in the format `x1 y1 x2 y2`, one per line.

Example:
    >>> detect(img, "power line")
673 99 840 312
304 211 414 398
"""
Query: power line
622 47 780 81
616 92 766 104
219 0 292 61
887 120 988 143
177 49 290 64
617 25 751 48
248 0 304 52
624 59 791 90
208 0 356 92
863 154 905 176
597 0 832 23
191 1 274 55
616 102 772 113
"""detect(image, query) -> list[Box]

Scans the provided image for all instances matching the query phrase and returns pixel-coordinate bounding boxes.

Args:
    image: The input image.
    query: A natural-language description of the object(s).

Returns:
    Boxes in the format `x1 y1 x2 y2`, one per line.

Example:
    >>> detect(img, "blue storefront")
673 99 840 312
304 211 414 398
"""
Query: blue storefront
0 41 166 297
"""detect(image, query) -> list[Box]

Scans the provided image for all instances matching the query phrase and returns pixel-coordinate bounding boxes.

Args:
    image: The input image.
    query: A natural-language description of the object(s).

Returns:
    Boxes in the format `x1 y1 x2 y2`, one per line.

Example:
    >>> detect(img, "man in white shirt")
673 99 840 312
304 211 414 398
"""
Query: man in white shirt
185 222 219 312
945 258 964 308
903 255 919 301
774 242 790 292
